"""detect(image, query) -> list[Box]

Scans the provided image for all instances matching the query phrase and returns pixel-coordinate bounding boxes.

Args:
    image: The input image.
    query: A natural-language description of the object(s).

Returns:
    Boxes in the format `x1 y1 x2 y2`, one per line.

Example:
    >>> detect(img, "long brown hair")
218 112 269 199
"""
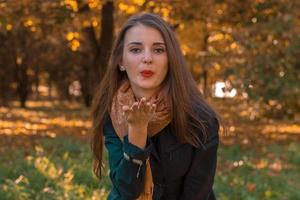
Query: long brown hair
90 12 220 178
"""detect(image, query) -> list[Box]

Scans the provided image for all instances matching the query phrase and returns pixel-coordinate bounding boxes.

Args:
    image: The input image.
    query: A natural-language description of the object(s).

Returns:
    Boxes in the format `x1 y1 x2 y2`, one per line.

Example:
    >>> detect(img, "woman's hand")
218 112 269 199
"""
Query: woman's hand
122 97 156 128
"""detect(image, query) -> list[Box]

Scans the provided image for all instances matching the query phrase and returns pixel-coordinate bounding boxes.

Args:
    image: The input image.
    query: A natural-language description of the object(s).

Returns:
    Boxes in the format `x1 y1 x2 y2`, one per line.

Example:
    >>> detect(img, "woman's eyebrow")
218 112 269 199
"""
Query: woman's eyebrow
127 42 142 46
126 42 165 46
153 42 165 46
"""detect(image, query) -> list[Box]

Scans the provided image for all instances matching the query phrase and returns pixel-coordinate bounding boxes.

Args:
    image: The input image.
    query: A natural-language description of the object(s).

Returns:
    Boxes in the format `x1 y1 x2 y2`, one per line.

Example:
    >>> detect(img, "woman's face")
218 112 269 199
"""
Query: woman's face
120 24 168 97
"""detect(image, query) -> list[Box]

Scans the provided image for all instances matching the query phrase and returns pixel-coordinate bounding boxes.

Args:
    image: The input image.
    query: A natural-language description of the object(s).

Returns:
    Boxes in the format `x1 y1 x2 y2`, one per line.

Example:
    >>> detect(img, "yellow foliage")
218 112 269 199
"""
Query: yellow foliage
179 23 185 30
66 31 80 41
24 19 33 27
83 20 91 27
30 27 37 32
192 65 202 74
148 1 155 7
35 156 60 179
118 2 136 14
230 42 237 50
161 7 170 18
88 0 100 9
153 7 160 13
64 170 74 183
64 0 78 12
92 20 98 27
118 2 128 11
181 44 190 55
6 24 12 31
255 159 268 169
119 0 146 13
214 63 221 71
264 190 272 198
73 32 80 39
262 124 300 134
133 0 145 6
66 32 74 41
208 33 231 42
71 39 80 51
127 6 136 14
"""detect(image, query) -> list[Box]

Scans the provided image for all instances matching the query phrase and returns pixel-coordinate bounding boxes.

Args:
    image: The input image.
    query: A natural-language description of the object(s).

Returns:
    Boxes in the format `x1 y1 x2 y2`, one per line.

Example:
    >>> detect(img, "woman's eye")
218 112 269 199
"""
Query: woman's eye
154 48 165 53
130 48 141 53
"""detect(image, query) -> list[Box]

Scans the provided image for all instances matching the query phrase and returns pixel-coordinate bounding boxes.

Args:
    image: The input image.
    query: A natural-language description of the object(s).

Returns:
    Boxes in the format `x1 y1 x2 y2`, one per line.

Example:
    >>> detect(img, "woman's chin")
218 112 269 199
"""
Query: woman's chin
137 81 160 90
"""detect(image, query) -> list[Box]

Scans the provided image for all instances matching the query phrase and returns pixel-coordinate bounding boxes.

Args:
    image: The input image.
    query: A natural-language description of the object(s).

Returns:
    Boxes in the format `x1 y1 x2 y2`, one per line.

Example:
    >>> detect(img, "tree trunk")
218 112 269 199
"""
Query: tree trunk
16 64 29 108
79 63 91 107
83 1 114 107
201 32 209 97
33 65 40 99
98 1 114 83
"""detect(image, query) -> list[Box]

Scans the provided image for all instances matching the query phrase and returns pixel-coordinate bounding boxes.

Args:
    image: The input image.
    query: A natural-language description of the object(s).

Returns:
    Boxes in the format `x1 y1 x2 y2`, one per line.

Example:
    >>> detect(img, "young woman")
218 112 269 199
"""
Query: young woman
91 12 220 200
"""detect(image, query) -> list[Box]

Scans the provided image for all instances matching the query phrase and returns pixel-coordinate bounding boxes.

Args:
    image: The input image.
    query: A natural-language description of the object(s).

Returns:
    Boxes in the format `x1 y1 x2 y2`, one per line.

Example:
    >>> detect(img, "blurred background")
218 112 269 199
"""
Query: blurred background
0 0 299 199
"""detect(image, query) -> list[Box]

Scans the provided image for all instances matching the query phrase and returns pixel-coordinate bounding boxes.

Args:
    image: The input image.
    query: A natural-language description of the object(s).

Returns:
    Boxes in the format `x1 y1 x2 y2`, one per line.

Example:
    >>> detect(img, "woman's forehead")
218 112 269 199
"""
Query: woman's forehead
124 24 165 45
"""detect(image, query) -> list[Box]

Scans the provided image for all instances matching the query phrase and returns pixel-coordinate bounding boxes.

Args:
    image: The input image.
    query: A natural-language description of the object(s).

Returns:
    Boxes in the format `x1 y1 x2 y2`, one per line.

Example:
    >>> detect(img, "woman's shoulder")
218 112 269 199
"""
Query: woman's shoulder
204 115 219 143
193 102 220 148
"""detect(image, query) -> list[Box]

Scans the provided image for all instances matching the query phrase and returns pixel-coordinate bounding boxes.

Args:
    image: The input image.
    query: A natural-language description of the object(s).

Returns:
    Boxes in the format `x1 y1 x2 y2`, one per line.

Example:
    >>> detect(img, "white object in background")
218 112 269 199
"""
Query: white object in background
213 81 237 98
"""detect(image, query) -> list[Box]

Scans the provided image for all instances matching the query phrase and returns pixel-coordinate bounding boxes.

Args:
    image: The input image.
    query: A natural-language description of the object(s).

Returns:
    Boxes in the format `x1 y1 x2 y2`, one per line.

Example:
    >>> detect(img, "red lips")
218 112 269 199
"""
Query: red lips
140 70 154 78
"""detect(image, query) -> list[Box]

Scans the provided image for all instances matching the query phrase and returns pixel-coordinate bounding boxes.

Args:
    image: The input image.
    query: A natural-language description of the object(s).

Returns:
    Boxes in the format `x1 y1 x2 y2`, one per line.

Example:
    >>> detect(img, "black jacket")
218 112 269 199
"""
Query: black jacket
103 114 219 200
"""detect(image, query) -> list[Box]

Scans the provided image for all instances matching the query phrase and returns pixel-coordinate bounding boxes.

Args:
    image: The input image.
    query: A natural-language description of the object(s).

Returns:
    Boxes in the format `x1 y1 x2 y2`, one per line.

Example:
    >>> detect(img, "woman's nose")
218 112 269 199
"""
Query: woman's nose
142 50 153 64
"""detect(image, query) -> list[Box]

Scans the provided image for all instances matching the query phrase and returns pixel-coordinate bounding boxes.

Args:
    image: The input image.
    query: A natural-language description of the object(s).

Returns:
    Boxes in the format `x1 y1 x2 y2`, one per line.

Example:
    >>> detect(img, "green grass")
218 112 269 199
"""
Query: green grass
0 136 111 200
0 136 299 200
215 142 300 200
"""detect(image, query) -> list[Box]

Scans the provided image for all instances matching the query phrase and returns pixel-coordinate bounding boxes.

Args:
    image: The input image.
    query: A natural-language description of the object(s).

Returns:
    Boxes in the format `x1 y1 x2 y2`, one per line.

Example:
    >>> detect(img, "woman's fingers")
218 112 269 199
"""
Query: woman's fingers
122 105 130 118
131 102 139 111
138 97 146 110
122 105 129 111
142 99 156 113
126 101 156 112
123 99 156 116
122 101 157 124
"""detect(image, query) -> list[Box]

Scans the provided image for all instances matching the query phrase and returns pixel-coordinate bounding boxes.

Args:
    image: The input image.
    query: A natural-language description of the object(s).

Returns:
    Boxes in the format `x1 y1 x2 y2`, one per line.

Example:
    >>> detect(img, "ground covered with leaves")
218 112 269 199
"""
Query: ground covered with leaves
0 99 299 200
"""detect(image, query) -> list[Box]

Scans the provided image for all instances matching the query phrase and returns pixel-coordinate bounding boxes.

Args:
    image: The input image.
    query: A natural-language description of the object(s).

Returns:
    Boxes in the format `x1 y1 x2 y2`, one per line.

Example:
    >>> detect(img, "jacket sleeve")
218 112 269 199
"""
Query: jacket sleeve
179 117 219 200
103 116 153 200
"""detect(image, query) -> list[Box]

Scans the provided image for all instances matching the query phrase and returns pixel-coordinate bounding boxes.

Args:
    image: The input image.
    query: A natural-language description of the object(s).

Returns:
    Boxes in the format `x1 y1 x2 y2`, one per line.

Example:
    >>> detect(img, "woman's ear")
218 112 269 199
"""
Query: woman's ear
119 63 126 71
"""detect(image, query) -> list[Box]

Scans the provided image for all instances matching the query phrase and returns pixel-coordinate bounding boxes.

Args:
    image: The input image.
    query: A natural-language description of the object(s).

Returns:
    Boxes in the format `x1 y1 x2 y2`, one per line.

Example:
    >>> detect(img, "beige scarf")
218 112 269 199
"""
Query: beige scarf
110 79 171 200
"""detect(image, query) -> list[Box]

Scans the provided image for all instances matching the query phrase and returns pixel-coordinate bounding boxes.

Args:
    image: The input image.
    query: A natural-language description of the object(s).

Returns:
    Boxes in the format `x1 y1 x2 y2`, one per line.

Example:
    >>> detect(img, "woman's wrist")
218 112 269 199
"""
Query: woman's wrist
128 123 148 130
128 124 148 149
